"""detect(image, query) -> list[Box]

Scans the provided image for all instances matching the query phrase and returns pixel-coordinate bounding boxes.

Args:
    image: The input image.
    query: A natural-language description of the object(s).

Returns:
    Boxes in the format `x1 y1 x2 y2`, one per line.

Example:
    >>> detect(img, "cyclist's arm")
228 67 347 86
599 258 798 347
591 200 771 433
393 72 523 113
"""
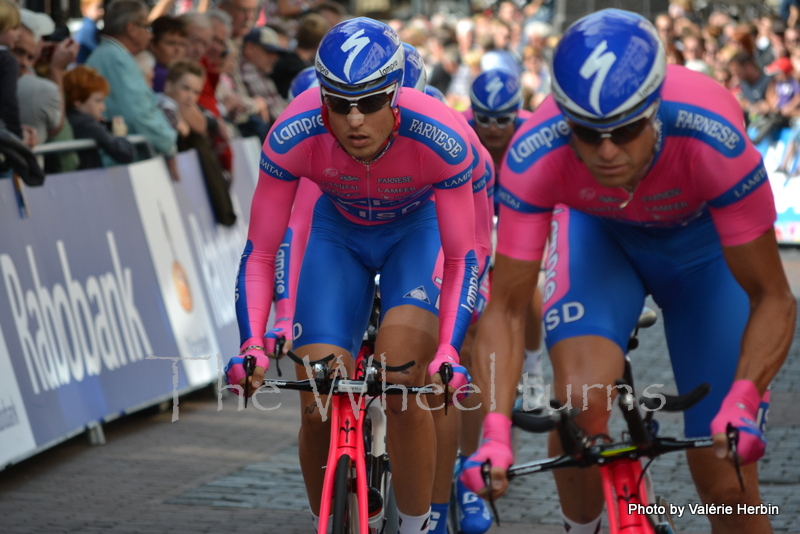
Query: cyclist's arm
472 147 494 263
269 178 321 352
722 230 796 392
473 253 541 416
236 155 301 353
433 167 479 359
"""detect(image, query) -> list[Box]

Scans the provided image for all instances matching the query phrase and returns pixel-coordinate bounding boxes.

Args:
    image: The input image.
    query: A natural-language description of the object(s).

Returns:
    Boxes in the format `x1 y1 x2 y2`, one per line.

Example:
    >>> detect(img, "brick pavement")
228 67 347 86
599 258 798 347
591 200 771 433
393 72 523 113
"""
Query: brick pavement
1 252 800 534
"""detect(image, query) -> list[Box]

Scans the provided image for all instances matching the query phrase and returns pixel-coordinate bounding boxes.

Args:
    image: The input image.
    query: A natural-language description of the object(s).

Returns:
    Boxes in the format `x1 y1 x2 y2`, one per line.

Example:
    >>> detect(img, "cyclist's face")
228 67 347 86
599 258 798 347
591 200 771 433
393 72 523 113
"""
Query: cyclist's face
474 119 515 153
570 121 657 190
326 99 395 162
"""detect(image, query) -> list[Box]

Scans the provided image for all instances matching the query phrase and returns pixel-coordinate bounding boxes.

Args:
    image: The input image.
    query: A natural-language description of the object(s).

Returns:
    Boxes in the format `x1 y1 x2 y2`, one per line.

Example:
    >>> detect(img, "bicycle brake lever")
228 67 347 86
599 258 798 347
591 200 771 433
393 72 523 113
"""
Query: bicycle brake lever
274 337 285 377
481 460 501 526
243 354 255 409
726 423 745 493
439 362 453 415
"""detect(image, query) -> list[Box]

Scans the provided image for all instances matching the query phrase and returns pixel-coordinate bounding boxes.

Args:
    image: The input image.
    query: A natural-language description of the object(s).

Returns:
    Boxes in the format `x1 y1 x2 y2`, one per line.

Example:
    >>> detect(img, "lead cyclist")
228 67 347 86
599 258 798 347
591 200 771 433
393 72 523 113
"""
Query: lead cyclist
462 9 795 534
226 18 478 534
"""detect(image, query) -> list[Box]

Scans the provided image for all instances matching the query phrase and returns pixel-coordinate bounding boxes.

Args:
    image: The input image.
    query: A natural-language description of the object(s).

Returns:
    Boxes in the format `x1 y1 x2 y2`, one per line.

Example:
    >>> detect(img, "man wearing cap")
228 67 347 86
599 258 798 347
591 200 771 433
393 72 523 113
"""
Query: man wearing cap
13 9 78 145
87 0 177 159
240 25 287 131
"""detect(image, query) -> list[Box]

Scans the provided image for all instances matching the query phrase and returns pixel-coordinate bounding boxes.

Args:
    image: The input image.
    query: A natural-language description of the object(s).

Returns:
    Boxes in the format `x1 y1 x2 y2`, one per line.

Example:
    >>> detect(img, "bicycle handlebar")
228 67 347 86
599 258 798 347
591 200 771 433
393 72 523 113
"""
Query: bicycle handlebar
260 377 438 396
512 383 710 437
507 434 715 479
639 382 711 412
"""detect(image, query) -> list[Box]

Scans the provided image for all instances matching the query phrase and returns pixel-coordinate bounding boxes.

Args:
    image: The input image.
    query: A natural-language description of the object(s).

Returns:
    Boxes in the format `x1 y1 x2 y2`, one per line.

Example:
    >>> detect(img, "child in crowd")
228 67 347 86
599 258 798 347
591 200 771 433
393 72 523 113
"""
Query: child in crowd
156 60 198 138
63 65 135 169
150 16 187 93
75 0 103 63
158 60 235 226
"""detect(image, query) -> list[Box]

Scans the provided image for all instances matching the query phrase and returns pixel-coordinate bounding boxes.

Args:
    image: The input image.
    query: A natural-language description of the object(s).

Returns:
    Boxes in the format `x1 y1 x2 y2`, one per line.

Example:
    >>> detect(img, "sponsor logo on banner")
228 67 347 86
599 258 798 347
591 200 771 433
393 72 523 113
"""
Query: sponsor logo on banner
1 234 152 394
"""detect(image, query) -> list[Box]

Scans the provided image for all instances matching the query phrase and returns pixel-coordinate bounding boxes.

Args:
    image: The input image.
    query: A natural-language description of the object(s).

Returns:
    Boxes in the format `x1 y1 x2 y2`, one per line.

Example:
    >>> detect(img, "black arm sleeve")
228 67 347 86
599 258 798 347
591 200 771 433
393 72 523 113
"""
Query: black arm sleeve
71 112 136 164
0 51 23 138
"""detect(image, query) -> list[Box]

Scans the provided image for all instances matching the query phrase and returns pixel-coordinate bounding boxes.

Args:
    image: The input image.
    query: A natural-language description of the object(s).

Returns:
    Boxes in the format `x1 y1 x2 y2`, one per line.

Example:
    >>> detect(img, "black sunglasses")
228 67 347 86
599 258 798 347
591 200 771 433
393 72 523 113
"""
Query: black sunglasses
322 86 395 115
568 116 653 146
474 112 516 129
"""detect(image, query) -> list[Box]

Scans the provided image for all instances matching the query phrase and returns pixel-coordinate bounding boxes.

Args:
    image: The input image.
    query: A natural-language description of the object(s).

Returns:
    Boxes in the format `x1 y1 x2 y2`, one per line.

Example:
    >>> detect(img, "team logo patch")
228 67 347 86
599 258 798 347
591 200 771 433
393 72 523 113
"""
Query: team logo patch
403 286 431 304
323 168 339 178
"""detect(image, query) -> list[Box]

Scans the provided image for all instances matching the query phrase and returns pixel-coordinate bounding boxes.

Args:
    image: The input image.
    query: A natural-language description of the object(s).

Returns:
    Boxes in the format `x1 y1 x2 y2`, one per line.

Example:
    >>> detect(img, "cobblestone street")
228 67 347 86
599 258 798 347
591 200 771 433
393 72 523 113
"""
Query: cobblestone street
1 252 799 534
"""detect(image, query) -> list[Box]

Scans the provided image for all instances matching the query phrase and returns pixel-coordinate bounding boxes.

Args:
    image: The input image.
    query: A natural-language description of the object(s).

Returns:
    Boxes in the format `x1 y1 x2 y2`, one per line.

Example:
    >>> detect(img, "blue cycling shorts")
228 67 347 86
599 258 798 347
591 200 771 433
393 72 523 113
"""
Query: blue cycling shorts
543 207 749 438
293 197 442 356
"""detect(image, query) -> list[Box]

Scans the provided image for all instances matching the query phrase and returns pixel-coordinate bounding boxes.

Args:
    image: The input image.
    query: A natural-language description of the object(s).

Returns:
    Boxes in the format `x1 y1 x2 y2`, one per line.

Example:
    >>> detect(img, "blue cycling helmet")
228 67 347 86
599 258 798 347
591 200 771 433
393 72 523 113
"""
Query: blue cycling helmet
424 85 446 103
551 9 666 128
402 42 426 91
288 66 319 101
469 68 522 116
315 17 405 107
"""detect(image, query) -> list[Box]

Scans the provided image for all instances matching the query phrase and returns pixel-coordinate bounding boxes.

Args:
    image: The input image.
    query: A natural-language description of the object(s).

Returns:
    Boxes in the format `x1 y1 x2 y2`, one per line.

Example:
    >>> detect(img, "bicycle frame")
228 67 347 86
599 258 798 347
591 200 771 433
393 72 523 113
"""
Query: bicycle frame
601 457 653 533
260 352 436 534
318 391 370 534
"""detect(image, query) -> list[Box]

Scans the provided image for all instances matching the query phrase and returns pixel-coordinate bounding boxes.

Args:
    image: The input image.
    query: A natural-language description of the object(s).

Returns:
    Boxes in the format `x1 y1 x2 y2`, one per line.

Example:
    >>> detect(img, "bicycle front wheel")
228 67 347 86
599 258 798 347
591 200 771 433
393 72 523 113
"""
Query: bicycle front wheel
332 454 352 534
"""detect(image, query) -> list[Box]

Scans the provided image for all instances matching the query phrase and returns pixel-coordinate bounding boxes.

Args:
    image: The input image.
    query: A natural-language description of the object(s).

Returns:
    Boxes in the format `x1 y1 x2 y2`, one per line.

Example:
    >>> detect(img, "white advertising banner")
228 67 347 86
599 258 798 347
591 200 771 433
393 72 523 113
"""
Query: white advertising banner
0 323 36 467
127 158 221 385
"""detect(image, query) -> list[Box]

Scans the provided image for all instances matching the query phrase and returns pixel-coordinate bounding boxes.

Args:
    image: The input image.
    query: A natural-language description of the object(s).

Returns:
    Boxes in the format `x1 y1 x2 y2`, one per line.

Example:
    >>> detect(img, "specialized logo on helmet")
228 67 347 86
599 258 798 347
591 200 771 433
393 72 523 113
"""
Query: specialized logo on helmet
342 29 370 80
580 41 616 115
486 76 505 109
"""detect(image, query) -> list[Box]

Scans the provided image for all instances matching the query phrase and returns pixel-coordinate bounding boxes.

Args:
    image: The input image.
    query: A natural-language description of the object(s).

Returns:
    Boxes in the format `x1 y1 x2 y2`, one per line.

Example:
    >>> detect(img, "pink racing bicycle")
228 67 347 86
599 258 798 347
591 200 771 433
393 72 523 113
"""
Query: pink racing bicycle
257 349 441 534
484 310 744 534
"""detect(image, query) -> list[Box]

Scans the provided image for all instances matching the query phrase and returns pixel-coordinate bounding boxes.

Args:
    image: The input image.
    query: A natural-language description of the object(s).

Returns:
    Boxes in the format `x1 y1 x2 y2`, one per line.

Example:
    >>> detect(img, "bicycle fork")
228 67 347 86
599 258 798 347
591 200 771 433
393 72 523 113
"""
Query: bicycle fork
318 395 370 534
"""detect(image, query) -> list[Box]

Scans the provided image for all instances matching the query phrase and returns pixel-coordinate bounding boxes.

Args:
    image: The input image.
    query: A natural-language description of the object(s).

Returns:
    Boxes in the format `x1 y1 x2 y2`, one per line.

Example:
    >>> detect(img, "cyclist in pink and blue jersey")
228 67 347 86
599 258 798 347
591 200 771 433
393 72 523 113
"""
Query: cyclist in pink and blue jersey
462 10 795 534
226 18 478 534
397 42 497 534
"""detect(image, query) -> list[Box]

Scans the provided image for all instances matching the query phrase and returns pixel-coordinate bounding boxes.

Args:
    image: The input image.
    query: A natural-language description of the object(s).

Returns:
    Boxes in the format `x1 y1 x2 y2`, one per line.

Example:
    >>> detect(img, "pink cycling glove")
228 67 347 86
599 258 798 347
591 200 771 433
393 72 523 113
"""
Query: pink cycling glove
225 343 270 393
459 413 514 493
265 319 291 356
710 379 766 465
428 345 471 404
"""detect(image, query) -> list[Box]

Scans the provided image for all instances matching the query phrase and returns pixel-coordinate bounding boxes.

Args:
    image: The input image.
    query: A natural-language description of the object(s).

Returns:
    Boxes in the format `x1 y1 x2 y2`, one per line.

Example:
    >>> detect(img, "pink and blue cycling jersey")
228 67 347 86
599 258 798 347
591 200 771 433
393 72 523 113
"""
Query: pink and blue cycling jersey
237 87 478 357
267 98 495 343
496 65 777 263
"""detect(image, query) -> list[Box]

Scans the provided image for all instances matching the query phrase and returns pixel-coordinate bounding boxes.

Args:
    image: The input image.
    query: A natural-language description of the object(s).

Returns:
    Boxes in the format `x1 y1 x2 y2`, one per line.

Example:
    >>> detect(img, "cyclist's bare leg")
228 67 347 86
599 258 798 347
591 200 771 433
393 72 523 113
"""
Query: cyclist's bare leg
525 286 543 352
376 304 438 515
548 335 625 524
294 343 354 514
459 324 481 457
431 395 460 502
686 448 772 533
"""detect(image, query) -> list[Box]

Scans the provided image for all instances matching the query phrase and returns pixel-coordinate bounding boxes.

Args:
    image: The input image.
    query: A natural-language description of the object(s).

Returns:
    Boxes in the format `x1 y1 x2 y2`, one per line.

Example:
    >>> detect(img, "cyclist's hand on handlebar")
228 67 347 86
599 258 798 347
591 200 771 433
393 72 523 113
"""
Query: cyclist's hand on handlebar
265 320 292 357
428 346 471 404
225 345 270 395
460 413 514 500
710 379 766 465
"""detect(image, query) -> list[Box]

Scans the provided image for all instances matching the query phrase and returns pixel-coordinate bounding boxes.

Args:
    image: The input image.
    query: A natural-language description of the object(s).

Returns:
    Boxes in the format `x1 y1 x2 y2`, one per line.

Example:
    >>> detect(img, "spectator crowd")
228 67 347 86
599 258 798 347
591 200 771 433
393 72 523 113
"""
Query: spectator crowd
3 0 800 212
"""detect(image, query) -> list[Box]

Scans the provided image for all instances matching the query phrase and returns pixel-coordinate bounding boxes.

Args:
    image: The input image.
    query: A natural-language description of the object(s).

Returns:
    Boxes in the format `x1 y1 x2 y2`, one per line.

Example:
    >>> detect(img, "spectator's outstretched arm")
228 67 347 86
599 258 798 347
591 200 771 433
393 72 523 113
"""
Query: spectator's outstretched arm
90 120 135 163
148 0 176 22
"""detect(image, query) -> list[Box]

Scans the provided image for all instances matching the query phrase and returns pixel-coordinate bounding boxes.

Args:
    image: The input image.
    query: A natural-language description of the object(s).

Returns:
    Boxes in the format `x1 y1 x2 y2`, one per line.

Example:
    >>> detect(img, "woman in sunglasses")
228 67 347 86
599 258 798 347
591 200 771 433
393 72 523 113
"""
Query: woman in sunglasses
226 17 479 534
462 9 794 534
